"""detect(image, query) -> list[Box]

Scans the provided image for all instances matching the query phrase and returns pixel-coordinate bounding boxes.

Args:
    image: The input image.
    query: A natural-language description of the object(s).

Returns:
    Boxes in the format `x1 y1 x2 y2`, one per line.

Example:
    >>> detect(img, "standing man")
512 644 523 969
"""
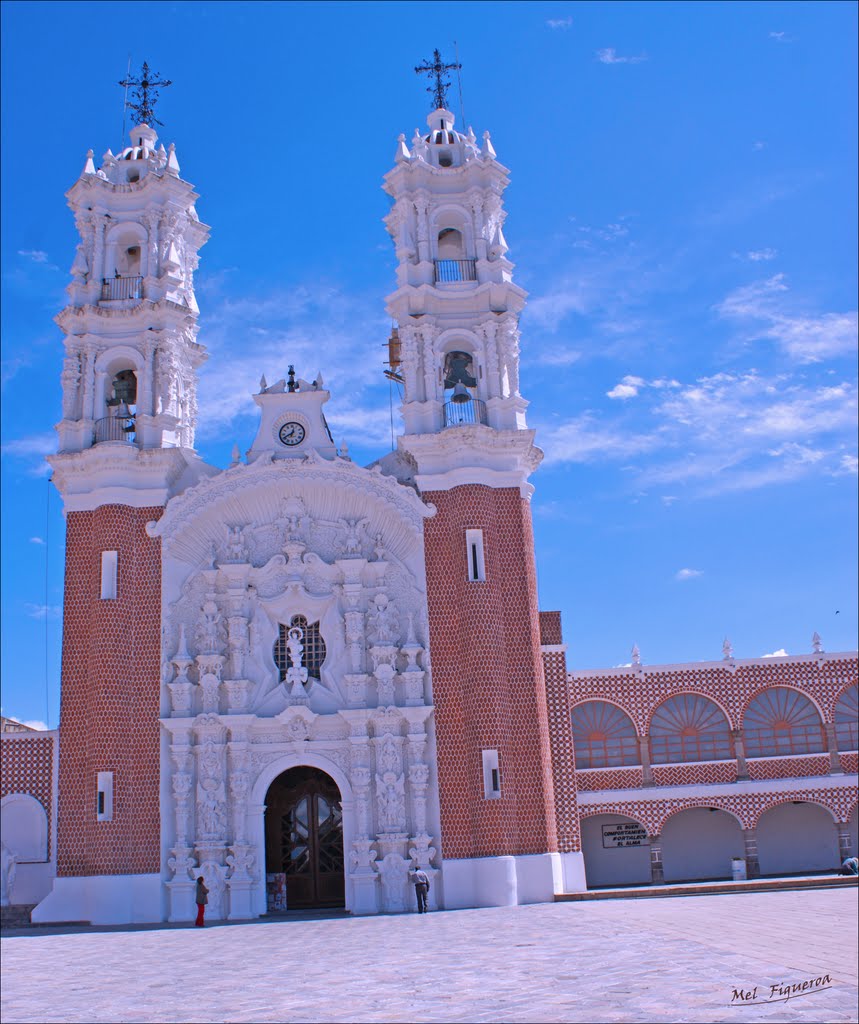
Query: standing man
195 875 209 927
412 866 430 913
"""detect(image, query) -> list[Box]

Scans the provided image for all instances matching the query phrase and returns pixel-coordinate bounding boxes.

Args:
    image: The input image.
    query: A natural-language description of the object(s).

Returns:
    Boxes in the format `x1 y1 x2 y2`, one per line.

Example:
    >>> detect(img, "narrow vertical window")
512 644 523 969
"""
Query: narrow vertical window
465 529 485 582
100 550 118 599
96 771 114 821
482 749 501 799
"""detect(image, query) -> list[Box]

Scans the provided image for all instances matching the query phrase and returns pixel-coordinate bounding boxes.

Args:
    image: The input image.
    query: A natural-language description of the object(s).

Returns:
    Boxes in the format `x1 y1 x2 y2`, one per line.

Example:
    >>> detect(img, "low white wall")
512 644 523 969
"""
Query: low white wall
31 873 162 925
442 852 566 908
581 814 651 888
661 807 744 882
7 862 54 906
756 803 840 875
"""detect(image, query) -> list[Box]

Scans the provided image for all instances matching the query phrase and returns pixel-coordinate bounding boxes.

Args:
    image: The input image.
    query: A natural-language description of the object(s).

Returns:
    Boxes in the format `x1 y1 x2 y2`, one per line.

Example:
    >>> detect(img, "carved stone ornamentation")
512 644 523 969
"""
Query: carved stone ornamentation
375 852 410 912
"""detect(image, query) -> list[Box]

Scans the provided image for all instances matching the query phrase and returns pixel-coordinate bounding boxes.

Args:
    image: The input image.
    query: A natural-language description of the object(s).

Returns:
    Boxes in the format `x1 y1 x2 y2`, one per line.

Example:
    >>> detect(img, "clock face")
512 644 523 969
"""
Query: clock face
278 421 306 447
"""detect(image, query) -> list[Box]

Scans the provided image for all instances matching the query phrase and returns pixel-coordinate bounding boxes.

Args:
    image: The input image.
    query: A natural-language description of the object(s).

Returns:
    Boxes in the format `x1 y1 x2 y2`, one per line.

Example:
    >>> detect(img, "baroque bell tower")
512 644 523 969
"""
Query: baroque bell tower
37 66 212 923
384 54 583 905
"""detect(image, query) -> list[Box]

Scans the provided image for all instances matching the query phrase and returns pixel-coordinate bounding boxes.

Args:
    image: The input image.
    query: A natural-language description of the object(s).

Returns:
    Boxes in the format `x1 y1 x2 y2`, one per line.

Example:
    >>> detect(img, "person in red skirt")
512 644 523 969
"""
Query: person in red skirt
195 876 209 927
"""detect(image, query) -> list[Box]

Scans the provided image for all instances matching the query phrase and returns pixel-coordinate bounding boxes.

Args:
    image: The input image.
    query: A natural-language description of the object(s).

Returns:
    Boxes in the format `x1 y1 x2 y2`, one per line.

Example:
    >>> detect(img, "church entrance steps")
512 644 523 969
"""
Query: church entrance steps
556 873 859 902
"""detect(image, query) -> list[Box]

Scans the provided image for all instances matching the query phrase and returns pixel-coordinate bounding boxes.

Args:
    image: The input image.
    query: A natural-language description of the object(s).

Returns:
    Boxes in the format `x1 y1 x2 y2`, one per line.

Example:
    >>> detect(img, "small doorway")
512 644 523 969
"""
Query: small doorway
264 767 345 909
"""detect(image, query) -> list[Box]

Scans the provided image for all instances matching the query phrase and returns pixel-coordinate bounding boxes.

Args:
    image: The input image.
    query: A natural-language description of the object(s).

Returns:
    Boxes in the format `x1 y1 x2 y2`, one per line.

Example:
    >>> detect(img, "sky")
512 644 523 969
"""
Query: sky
1 1 857 730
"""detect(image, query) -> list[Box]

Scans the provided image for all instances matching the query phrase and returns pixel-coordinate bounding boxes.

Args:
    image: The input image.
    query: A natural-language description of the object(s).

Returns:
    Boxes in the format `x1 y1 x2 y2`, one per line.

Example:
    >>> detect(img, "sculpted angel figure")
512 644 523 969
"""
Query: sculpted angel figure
368 593 399 645
341 518 369 556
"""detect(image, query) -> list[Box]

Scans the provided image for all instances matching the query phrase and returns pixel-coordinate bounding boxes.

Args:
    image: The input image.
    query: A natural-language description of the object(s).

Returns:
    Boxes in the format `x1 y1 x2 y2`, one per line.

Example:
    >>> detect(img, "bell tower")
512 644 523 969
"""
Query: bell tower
36 67 213 924
383 56 581 907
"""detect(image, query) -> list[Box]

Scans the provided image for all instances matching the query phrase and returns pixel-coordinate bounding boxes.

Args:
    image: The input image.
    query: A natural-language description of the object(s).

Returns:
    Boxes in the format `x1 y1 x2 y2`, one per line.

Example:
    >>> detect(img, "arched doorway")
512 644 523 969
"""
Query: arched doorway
756 802 840 876
264 767 345 909
581 813 652 888
661 807 744 882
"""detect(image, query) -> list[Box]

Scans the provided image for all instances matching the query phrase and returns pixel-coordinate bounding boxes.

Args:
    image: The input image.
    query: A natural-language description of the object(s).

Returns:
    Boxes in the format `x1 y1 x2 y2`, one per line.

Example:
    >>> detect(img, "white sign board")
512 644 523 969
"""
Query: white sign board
601 822 649 848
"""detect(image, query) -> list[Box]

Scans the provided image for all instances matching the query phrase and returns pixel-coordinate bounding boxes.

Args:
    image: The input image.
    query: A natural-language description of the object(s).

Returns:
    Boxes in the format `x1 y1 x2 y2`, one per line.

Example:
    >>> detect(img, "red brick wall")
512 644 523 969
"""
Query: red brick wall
539 621 581 853
0 734 56 857
423 486 558 859
57 504 163 877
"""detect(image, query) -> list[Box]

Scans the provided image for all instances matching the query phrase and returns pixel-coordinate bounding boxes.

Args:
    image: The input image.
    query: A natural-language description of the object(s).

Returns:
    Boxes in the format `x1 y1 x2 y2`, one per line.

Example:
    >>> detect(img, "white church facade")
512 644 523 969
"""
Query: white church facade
1 64 856 925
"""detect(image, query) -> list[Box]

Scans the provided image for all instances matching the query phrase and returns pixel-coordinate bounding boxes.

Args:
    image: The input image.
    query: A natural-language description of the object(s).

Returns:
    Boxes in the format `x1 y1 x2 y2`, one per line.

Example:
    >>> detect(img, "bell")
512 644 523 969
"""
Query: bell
451 382 471 404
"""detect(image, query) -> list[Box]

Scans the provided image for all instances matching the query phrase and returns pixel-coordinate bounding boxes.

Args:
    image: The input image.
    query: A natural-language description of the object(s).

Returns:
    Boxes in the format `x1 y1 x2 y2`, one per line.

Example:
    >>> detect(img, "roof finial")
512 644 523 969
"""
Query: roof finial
118 61 172 127
722 636 734 660
812 631 823 654
414 48 461 111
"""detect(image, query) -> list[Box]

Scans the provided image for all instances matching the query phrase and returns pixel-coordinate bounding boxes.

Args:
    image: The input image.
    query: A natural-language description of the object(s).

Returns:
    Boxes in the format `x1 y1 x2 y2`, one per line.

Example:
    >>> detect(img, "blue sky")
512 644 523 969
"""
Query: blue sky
2 1 857 729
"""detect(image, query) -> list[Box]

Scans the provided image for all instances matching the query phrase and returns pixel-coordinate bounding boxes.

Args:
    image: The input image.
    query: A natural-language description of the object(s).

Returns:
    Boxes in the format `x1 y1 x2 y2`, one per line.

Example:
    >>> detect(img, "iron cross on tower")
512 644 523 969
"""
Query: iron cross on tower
118 61 172 127
414 49 461 111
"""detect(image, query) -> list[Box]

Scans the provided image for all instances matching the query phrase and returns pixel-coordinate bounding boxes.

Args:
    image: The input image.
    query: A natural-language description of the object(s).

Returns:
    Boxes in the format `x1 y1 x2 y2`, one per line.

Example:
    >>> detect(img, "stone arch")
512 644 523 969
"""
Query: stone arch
659 806 745 882
570 699 640 768
659 802 745 832
740 683 827 727
741 686 826 758
754 799 840 876
648 692 734 764
429 204 475 259
579 811 652 889
833 684 858 751
0 793 49 862
104 220 149 278
249 751 355 914
93 345 144 426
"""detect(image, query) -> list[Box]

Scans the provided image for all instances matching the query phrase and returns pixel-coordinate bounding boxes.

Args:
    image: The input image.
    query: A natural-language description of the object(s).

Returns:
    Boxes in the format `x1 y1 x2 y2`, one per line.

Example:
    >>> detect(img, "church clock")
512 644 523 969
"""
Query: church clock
278 421 306 446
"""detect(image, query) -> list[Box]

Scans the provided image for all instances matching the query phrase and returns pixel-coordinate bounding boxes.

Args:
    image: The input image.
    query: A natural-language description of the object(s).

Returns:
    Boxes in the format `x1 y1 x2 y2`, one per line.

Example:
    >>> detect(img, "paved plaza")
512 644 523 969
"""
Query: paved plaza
2 888 857 1024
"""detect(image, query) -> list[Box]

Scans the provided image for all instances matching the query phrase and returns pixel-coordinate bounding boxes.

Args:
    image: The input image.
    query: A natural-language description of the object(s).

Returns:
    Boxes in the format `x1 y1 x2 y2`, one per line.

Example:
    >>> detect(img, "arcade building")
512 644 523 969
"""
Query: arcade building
1 63 857 924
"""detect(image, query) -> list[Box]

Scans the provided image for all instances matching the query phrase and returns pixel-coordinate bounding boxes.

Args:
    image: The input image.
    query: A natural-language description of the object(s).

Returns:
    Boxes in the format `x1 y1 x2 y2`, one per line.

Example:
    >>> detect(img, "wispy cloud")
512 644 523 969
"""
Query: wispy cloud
29 536 45 545
732 248 778 263
768 31 791 42
607 375 646 400
2 432 56 476
596 48 648 65
546 17 572 29
17 249 49 263
762 648 788 657
675 568 703 581
716 274 858 363
196 280 395 450
540 371 858 496
752 141 766 151
24 603 61 620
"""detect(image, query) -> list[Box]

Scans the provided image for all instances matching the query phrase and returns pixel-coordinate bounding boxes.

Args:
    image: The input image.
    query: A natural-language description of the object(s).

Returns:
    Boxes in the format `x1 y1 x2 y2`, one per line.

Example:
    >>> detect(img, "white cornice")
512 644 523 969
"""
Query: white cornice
569 651 859 679
149 451 436 553
575 769 857 806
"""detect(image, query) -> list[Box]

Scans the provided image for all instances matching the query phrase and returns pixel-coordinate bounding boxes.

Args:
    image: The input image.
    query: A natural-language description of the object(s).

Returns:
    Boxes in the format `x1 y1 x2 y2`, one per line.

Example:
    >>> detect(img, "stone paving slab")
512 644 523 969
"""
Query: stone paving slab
1 888 856 1024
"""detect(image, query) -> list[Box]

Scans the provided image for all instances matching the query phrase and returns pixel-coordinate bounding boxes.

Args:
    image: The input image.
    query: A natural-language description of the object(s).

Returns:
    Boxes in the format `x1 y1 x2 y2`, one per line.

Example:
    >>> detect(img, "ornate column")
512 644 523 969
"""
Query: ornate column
837 821 853 861
398 614 425 706
480 321 501 400
403 707 438 908
824 723 842 774
470 191 488 261
166 729 196 922
649 836 664 884
89 213 107 301
341 709 378 914
225 731 255 919
640 736 654 787
193 717 228 920
414 195 430 263
742 828 761 879
372 712 409 912
733 729 749 780
60 347 82 421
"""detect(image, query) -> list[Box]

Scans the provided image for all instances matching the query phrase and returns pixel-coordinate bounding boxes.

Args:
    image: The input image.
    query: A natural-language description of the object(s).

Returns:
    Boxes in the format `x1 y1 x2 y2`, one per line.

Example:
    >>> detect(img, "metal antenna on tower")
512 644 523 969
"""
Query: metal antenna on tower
454 40 466 128
121 54 132 148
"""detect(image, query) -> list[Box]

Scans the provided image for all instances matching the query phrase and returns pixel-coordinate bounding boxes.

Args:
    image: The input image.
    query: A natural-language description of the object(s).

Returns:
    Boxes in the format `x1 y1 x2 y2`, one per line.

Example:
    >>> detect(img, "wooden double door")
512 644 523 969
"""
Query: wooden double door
264 767 345 909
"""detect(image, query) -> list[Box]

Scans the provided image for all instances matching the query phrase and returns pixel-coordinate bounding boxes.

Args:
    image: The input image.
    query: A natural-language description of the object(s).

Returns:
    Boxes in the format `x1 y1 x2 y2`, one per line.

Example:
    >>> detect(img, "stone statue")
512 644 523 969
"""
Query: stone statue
368 593 398 645
375 770 406 833
196 776 226 837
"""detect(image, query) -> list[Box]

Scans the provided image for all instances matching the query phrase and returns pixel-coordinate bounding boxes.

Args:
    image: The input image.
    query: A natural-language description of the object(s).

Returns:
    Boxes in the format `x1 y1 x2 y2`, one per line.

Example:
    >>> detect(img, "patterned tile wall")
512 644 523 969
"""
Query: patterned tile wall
56 504 163 877
423 485 558 860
